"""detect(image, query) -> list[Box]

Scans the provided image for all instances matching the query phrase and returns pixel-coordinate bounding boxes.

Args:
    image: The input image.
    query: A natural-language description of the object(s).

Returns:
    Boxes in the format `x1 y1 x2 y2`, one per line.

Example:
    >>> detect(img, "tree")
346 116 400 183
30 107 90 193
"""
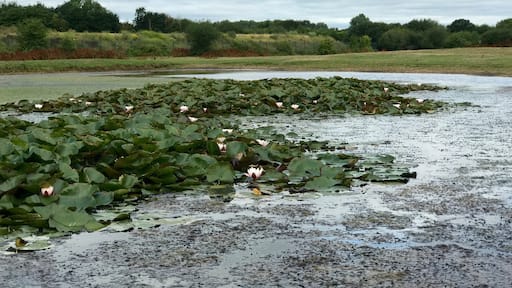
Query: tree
447 19 476 33
17 18 48 51
55 0 120 32
378 28 414 50
445 31 480 48
186 22 220 55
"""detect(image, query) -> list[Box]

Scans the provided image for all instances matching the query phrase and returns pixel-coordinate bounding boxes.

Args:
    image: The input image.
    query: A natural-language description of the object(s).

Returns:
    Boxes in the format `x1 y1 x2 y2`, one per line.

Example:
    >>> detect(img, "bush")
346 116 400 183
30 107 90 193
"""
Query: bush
17 18 48 51
186 22 220 55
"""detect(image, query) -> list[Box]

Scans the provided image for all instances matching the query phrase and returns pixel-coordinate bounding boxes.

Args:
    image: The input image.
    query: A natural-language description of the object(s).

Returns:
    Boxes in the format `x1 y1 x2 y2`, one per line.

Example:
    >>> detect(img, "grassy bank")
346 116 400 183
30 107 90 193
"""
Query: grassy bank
0 47 511 76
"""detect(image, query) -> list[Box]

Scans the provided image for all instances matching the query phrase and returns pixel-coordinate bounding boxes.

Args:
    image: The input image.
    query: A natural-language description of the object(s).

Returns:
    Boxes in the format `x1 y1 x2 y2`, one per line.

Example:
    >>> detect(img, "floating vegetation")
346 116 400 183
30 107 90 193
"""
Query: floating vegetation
0 77 445 240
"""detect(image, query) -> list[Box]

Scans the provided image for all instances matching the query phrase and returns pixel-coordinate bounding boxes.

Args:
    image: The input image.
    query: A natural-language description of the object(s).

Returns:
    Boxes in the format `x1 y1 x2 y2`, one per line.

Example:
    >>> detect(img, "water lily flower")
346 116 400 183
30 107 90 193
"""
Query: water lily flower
416 98 425 103
393 103 401 109
125 105 134 113
291 104 299 110
276 102 283 108
313 100 318 104
188 116 198 122
85 101 93 106
69 97 76 102
40 185 54 197
222 129 233 134
179 105 189 113
384 87 389 93
203 107 208 112
239 93 245 97
245 166 264 180
34 104 43 109
256 139 269 147
217 142 227 153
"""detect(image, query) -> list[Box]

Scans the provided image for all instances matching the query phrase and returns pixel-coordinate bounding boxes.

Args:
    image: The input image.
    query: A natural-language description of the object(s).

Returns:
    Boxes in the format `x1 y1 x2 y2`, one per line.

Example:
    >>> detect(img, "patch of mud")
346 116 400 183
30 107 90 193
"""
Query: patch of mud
1 72 512 287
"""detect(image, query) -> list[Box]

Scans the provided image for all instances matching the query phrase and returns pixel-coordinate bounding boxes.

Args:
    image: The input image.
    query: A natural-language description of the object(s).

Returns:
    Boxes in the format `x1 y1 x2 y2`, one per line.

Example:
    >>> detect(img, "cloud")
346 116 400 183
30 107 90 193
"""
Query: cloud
13 0 512 27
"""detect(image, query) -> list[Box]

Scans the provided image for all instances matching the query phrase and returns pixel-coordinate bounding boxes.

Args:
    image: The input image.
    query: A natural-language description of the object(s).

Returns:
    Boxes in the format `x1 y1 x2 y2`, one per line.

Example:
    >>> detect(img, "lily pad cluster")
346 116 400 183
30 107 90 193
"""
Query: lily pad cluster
0 77 444 116
0 77 444 237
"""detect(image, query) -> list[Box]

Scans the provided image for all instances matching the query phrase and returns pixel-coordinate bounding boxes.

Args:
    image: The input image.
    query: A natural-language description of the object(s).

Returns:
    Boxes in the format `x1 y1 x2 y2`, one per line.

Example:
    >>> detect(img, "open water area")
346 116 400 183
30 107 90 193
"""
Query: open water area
1 71 511 287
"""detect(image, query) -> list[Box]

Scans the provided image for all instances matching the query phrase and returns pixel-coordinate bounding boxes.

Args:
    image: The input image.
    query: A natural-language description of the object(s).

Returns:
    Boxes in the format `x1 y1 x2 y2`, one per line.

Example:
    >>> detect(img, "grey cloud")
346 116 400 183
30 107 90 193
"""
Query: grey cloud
15 0 512 27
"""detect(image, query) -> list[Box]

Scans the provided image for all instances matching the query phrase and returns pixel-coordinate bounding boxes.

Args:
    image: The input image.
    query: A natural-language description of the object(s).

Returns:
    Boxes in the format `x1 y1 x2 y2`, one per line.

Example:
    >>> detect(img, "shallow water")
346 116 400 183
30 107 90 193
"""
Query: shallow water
1 71 512 287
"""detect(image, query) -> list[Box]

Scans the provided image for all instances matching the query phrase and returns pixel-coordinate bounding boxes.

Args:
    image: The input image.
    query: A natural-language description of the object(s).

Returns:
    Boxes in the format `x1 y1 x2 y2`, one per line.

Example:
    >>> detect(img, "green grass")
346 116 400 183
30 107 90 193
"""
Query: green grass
1 47 511 76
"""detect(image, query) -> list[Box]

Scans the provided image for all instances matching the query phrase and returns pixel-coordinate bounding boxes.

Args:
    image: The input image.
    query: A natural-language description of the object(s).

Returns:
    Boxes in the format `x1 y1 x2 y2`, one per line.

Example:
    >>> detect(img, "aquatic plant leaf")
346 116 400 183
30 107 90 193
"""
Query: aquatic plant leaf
226 141 248 159
304 176 340 191
119 174 138 188
59 162 79 183
0 175 25 192
82 167 106 184
206 163 235 184
58 183 98 210
54 142 83 157
0 139 15 156
288 157 324 178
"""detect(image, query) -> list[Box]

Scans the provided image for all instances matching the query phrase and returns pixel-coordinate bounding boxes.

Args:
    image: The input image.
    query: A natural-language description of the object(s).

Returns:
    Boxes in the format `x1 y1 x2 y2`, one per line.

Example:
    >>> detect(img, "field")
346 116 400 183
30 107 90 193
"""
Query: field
1 47 511 76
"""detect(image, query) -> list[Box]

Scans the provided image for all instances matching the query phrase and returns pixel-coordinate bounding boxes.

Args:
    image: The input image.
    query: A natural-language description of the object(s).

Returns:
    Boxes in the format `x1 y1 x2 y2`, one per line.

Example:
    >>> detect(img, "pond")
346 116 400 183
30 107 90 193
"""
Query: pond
1 70 511 287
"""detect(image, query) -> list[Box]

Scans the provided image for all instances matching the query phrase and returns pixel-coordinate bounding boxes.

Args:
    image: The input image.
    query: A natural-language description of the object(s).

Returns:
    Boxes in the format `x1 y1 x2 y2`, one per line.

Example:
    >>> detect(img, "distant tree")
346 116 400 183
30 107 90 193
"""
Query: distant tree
350 35 372 52
447 19 476 33
496 18 512 30
55 0 120 32
378 28 415 50
481 28 512 46
348 14 372 37
0 3 67 31
445 31 480 48
404 19 447 49
186 22 220 55
17 18 48 51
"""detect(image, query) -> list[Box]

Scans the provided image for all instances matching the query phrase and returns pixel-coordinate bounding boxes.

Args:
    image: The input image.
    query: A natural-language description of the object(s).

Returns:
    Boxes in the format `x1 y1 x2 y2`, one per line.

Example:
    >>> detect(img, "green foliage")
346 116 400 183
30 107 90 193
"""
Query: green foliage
447 19 476 33
55 0 120 32
378 28 415 50
445 31 480 48
186 22 221 55
482 28 512 46
17 18 48 51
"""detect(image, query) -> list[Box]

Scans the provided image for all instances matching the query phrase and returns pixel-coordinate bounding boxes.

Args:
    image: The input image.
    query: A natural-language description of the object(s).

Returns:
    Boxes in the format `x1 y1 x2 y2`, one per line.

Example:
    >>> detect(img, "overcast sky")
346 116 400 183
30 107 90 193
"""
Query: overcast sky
12 0 511 28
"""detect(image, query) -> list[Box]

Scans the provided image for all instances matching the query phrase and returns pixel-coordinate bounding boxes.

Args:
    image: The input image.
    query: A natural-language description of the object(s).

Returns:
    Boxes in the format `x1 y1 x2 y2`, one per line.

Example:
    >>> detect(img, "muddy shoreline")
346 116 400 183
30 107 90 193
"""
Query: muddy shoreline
1 72 511 287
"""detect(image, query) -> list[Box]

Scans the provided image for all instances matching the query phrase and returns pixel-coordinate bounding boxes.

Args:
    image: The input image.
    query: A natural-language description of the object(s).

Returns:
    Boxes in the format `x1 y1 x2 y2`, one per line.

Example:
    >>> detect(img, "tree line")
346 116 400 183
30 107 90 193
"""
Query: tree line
1 0 511 54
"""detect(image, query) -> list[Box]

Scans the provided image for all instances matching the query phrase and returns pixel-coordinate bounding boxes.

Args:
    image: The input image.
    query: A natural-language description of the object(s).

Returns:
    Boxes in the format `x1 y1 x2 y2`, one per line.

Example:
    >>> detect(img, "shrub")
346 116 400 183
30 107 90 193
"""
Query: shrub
186 22 220 55
17 18 48 51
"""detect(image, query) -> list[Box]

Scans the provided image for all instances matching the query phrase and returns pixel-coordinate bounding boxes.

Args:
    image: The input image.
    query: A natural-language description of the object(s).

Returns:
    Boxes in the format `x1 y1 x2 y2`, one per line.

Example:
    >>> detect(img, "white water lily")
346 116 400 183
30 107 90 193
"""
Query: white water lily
245 166 264 180
203 107 208 112
384 87 389 93
188 116 198 122
275 102 283 108
179 105 189 113
217 142 227 153
256 139 269 147
125 105 134 113
222 129 233 134
393 103 401 109
85 101 93 106
40 185 54 197
34 104 43 109
416 98 425 103
239 93 245 97
291 104 299 110
69 97 76 102
313 100 318 104
217 137 226 143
